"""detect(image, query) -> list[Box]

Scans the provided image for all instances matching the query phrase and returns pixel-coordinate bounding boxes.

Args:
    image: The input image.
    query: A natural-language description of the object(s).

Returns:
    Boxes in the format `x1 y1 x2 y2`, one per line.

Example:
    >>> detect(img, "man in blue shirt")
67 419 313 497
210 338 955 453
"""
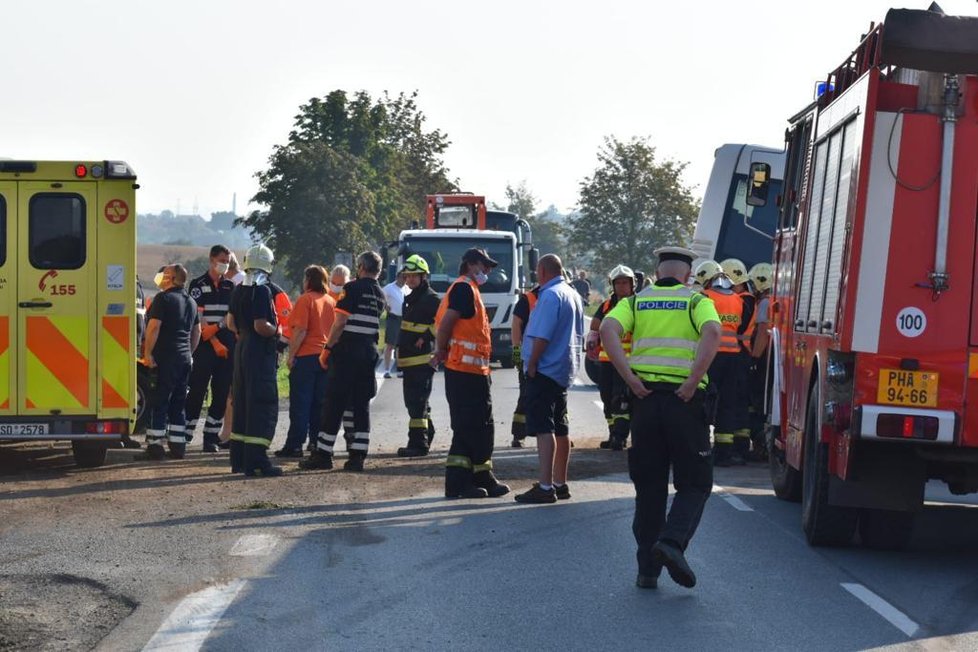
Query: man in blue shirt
515 254 585 504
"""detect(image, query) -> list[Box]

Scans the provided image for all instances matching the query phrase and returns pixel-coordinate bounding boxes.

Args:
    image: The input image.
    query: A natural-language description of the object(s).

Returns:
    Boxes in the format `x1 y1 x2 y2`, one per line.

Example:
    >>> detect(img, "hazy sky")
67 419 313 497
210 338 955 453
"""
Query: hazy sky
3 1 976 219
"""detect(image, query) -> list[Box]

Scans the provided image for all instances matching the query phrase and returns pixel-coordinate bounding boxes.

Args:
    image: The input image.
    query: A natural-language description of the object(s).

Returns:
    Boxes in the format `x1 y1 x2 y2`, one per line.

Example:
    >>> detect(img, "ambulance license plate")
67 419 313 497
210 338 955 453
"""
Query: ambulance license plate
877 369 938 408
0 423 49 436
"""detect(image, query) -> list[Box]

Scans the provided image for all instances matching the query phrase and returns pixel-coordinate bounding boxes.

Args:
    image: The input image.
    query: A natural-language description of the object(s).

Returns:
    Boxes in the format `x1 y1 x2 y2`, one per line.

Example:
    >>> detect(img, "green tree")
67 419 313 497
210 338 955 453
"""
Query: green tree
247 90 455 286
504 180 537 220
569 136 699 279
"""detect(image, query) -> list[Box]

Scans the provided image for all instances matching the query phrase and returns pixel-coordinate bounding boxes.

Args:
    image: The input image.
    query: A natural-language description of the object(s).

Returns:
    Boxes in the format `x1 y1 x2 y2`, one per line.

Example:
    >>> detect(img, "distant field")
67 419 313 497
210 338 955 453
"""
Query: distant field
137 244 250 291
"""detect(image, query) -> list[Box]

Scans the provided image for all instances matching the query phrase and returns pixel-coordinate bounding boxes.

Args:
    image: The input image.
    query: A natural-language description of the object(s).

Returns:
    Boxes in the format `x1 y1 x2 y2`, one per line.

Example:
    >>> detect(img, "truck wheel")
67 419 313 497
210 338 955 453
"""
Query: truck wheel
859 509 915 550
801 384 857 546
72 441 108 468
134 363 155 435
769 425 802 502
584 357 601 385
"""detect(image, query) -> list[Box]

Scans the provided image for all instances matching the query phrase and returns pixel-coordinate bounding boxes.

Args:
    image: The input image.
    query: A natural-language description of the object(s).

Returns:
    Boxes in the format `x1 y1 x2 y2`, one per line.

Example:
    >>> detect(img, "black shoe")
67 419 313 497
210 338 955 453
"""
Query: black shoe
299 452 334 470
167 443 186 460
446 485 489 499
610 437 625 451
397 446 428 457
202 443 219 453
121 437 142 449
636 574 658 589
343 456 365 472
485 482 510 498
515 483 557 504
652 541 696 588
554 483 571 500
305 443 314 452
245 465 284 477
136 444 166 461
274 448 304 458
217 440 231 450
599 439 613 449
510 437 524 448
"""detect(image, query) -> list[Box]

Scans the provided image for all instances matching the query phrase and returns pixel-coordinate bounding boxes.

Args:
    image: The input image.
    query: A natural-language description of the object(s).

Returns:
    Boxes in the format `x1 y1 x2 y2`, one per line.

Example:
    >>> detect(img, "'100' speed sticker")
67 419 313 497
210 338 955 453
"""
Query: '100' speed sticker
896 307 926 338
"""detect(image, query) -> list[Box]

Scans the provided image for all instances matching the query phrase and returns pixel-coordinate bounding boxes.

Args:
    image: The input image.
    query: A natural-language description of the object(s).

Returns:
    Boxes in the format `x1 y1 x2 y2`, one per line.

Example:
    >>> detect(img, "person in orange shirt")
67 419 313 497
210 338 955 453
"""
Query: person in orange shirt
276 265 335 457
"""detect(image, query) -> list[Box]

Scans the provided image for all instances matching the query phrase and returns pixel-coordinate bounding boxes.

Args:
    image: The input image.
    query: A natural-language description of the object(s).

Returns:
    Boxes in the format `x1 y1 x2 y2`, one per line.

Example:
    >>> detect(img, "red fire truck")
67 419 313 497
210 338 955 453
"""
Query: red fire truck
758 6 978 549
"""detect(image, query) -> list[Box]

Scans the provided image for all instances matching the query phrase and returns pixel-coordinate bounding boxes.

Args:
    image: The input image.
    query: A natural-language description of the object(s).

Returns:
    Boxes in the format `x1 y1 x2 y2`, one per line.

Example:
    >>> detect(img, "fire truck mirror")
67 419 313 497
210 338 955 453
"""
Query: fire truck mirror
746 162 771 207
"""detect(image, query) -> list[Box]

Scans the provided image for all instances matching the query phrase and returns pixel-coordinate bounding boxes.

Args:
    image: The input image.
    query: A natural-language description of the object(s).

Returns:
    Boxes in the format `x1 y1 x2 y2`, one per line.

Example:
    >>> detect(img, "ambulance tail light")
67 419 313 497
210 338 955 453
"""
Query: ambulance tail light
876 414 939 441
104 161 137 179
85 420 129 435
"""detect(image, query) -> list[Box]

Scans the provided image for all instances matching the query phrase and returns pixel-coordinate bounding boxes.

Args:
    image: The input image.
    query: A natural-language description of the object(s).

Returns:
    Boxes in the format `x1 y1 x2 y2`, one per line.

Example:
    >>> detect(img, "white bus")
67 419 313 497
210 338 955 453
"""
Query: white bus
691 143 786 268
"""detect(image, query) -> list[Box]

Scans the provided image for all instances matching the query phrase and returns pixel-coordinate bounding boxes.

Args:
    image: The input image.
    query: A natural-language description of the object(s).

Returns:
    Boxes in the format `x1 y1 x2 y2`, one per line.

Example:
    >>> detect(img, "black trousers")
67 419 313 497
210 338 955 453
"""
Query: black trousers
185 340 234 445
708 351 750 448
148 359 192 452
230 333 278 473
402 364 435 450
317 344 378 456
444 369 494 484
628 385 713 576
599 361 631 441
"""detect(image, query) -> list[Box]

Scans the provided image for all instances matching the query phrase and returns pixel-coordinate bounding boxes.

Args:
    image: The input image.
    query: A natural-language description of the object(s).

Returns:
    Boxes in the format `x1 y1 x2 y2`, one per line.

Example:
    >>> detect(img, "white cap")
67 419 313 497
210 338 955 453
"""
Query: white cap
653 246 696 265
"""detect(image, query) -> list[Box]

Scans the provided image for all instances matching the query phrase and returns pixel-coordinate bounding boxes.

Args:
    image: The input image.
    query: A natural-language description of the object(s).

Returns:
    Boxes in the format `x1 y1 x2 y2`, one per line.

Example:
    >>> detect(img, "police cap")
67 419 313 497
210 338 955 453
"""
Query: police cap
653 246 696 266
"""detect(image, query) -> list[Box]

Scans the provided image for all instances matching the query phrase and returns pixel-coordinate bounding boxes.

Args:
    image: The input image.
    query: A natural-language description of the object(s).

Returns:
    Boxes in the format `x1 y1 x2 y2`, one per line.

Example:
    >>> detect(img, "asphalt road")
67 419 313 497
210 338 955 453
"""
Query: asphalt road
2 366 978 651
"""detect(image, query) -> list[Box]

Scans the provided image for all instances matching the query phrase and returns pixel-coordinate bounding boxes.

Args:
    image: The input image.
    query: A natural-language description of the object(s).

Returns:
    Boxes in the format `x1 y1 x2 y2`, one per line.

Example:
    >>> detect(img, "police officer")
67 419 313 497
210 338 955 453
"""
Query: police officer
227 244 283 477
588 265 636 450
747 262 774 460
698 259 755 466
186 244 236 452
301 251 386 472
140 265 201 460
600 246 721 590
433 248 510 499
510 282 540 448
395 255 441 457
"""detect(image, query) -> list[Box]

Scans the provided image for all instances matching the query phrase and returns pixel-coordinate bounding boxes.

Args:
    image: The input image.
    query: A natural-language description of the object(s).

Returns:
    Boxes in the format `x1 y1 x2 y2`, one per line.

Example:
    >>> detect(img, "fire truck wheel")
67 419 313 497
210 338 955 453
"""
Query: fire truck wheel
72 441 109 468
858 509 915 551
769 425 802 502
801 385 857 546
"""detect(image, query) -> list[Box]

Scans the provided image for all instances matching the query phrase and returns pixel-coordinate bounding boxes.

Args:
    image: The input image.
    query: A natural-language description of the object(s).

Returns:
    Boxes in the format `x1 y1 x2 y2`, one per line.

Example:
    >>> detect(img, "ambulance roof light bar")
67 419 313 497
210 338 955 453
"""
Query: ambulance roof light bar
104 161 137 179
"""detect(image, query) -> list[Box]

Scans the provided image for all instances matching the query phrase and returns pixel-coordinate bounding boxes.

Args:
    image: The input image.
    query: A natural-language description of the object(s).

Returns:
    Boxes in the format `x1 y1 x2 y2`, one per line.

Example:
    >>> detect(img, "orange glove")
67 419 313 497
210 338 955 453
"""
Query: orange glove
319 345 332 370
201 323 220 341
211 338 229 359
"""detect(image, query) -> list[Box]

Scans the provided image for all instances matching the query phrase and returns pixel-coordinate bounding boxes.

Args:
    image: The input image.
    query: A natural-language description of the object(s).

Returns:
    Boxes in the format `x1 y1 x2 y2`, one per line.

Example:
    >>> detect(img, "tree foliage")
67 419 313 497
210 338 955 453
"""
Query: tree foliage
498 182 570 261
569 136 700 279
247 90 455 285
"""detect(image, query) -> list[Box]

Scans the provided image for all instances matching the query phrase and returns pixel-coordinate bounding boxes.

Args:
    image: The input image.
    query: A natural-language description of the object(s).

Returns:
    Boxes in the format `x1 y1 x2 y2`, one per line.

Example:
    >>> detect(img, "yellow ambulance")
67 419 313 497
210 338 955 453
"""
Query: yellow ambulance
0 160 138 467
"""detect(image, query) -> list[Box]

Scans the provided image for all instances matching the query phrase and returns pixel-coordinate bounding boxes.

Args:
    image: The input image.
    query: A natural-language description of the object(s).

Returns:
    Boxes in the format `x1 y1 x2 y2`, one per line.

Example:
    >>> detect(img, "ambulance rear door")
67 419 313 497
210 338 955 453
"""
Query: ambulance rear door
16 182 97 418
0 181 15 417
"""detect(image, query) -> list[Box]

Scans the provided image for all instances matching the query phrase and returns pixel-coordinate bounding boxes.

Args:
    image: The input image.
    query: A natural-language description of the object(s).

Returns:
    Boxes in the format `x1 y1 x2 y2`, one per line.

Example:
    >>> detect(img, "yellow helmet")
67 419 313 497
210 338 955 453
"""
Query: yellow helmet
694 260 723 284
608 264 635 282
720 258 748 284
749 262 774 292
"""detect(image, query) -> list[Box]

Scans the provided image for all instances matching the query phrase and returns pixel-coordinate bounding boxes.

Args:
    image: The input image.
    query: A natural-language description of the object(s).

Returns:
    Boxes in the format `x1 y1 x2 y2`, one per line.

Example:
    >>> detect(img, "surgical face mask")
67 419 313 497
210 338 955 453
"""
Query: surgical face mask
330 283 344 294
153 272 165 289
215 262 230 275
474 271 488 286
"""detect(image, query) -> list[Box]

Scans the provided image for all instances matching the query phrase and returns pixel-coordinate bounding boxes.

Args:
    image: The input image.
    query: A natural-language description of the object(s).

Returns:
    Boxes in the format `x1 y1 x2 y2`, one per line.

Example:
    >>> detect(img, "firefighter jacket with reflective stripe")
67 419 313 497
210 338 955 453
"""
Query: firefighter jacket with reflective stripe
611 284 718 389
397 281 440 368
595 296 633 361
436 276 491 376
704 287 752 354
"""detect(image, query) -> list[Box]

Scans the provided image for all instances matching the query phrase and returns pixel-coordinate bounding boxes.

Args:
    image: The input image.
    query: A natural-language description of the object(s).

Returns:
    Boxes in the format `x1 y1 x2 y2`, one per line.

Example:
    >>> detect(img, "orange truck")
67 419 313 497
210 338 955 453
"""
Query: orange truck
0 160 139 467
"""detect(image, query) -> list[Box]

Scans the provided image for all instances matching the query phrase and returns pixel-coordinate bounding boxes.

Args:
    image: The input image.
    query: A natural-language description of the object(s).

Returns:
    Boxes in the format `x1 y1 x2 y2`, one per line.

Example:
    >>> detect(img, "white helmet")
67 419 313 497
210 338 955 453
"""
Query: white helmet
749 262 774 292
608 264 635 282
243 243 274 274
720 258 748 284
694 260 723 285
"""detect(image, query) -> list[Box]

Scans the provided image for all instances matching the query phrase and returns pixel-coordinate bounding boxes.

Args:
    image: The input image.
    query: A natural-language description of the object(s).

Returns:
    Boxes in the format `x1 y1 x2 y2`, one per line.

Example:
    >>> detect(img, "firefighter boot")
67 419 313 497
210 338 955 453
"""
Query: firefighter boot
445 466 488 499
713 442 733 467
397 430 429 458
243 444 283 477
426 414 436 448
167 441 186 460
473 468 511 498
343 452 366 472
139 444 166 461
229 440 244 473
298 450 334 470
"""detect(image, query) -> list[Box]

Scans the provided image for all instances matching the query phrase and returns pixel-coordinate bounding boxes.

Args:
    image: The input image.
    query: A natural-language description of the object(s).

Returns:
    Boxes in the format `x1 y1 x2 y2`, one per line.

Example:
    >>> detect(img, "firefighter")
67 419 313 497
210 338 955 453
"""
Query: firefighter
747 262 774 461
300 251 386 472
510 283 541 448
327 263 353 451
720 258 750 294
186 245 236 452
433 247 510 499
720 257 756 461
395 255 441 457
587 265 636 450
599 246 721 590
227 244 283 477
140 265 201 460
698 260 754 466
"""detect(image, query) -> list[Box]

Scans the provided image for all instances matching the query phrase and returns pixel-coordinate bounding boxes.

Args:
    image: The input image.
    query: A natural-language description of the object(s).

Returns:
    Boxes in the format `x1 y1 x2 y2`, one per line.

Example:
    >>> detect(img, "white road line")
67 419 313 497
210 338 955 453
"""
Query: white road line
142 580 246 651
229 534 278 557
841 582 920 638
712 485 754 512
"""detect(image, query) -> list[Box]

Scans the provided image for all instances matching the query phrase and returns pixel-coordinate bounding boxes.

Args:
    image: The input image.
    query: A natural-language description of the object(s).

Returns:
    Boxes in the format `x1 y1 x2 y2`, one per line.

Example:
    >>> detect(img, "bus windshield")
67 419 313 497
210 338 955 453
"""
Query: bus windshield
403 237 515 294
714 174 782 267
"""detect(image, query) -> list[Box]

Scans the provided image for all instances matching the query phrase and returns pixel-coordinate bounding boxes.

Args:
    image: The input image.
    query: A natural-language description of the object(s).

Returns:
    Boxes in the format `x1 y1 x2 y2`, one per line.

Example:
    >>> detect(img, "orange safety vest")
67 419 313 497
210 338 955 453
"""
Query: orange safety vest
705 288 749 354
436 276 491 376
596 296 633 362
527 290 539 312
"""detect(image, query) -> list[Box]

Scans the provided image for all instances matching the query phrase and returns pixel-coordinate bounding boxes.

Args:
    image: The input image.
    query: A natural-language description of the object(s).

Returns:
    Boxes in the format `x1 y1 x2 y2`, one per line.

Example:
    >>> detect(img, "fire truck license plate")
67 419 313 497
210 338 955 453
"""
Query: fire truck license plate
877 370 938 408
0 423 49 436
